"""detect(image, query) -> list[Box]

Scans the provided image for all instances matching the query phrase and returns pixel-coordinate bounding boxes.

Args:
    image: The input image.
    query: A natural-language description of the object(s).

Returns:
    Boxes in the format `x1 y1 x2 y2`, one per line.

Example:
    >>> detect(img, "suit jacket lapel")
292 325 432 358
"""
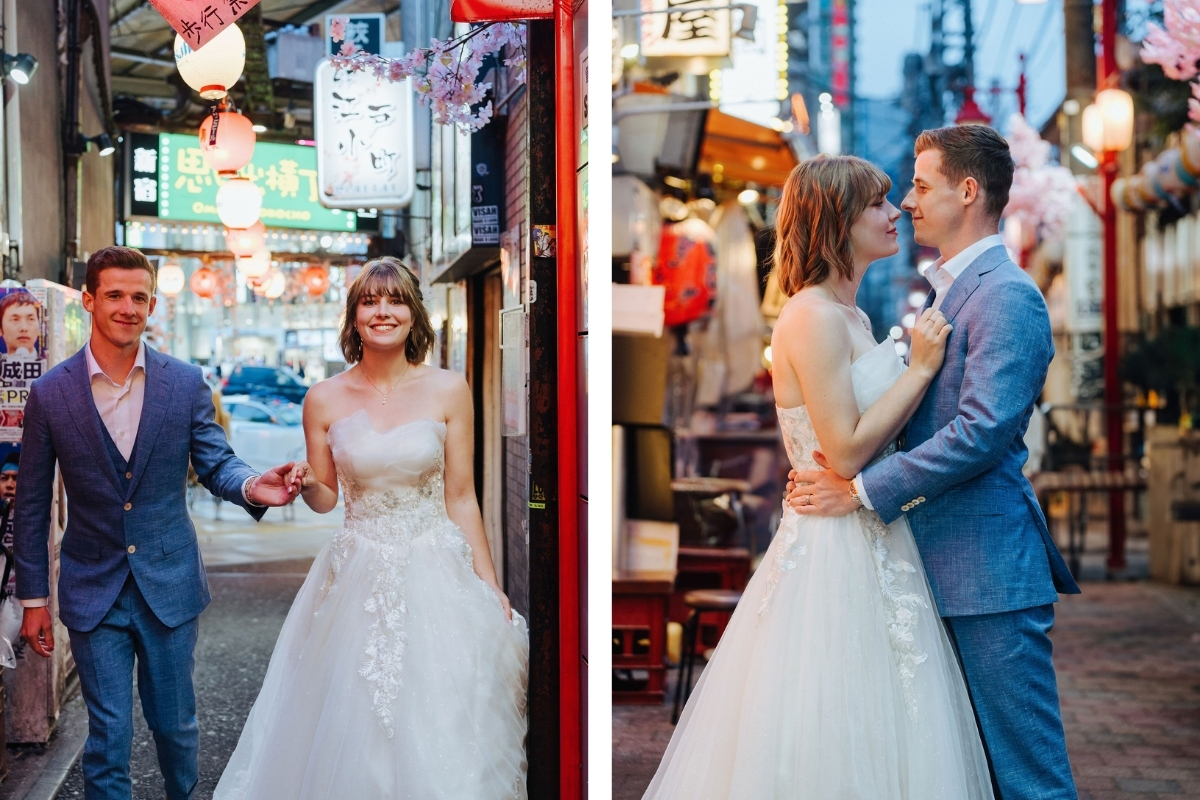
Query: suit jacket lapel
60 349 123 494
937 244 1009 321
127 347 169 496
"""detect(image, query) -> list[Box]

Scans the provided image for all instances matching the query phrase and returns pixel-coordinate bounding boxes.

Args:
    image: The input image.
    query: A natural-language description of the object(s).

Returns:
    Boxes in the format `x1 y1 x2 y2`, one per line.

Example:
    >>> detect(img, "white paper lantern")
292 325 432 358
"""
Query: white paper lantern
263 269 287 300
174 23 245 100
1081 89 1134 153
237 248 271 279
216 177 262 228
158 264 185 296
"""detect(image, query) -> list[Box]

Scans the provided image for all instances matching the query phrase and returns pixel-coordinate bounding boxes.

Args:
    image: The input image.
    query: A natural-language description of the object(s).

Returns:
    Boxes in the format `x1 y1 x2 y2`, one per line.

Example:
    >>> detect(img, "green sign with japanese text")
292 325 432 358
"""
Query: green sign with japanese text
157 133 356 231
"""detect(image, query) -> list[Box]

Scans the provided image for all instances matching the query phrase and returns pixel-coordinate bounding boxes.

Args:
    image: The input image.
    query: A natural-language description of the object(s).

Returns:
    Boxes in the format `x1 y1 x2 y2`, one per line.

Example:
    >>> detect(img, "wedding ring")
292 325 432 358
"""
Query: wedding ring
802 494 813 506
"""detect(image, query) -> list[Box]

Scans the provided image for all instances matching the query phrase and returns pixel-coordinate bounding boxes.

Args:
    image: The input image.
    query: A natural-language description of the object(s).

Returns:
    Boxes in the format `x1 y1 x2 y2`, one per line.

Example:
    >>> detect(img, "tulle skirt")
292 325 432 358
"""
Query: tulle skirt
213 523 529 800
643 506 995 800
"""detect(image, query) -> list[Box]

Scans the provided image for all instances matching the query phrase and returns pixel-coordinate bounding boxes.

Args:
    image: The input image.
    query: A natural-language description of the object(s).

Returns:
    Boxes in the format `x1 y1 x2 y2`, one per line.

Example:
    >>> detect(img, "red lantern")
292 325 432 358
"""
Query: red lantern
301 266 330 296
224 221 266 257
198 110 256 174
653 219 718 328
189 266 220 298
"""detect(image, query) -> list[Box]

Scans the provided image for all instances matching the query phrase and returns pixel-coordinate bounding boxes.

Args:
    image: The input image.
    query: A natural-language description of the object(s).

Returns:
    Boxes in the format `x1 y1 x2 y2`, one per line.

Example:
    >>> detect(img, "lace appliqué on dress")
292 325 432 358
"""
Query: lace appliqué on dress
330 450 472 738
758 508 806 617
856 505 929 722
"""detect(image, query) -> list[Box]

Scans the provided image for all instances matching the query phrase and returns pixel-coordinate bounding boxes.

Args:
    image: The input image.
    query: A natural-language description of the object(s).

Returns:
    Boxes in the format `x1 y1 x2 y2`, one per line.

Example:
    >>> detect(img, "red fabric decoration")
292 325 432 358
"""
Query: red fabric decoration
654 219 718 328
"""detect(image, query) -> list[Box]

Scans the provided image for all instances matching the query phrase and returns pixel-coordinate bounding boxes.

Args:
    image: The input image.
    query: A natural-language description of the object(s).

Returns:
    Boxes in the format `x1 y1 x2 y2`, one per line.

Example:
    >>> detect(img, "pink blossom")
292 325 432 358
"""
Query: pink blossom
1004 114 1079 244
330 16 348 43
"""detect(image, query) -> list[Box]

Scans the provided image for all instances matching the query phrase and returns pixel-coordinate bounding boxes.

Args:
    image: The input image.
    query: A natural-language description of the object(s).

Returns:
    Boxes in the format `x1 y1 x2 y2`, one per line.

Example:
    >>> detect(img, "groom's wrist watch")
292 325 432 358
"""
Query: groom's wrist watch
848 480 864 509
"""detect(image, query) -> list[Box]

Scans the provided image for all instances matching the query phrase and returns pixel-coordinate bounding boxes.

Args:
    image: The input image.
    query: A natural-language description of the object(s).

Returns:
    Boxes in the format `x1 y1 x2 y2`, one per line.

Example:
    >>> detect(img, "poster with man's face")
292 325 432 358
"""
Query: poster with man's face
0 288 47 444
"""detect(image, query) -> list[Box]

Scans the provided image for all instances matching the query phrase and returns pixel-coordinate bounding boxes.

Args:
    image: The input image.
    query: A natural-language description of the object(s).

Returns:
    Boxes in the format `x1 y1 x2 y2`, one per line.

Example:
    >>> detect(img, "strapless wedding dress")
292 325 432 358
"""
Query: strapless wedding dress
214 412 529 800
643 339 995 800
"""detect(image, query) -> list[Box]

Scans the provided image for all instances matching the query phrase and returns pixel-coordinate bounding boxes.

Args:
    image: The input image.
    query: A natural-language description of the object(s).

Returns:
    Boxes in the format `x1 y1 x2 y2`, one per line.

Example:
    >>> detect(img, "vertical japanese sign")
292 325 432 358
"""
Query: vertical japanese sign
830 0 850 108
325 13 385 56
0 288 47 444
128 132 160 218
150 0 260 50
640 0 732 58
469 89 505 246
314 60 415 209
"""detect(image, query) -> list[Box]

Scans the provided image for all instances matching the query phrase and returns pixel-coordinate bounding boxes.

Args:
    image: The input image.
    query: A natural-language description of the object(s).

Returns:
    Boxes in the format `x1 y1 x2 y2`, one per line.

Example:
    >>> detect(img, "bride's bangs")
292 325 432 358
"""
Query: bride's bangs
355 263 412 305
339 256 435 365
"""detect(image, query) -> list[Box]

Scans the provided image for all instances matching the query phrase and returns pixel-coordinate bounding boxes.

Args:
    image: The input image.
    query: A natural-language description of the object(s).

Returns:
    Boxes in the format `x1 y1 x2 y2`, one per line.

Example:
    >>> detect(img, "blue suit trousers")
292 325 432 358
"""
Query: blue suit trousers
943 605 1077 800
69 575 199 800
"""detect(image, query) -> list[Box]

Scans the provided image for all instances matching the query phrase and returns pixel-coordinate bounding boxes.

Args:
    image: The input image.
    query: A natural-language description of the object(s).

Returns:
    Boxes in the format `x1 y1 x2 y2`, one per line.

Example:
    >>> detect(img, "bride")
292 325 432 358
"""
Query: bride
642 156 994 799
214 257 529 799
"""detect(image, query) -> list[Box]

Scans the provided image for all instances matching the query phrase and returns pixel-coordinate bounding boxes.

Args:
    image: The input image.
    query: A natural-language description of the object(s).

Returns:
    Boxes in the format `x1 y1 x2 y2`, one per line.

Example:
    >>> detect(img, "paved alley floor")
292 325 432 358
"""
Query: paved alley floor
613 581 1200 800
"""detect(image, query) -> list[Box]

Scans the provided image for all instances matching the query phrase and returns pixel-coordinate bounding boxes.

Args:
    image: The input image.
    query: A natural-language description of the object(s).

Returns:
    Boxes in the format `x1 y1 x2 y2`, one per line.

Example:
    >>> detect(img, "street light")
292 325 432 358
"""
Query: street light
3 53 37 85
1070 144 1099 170
158 264 186 296
1082 89 1134 153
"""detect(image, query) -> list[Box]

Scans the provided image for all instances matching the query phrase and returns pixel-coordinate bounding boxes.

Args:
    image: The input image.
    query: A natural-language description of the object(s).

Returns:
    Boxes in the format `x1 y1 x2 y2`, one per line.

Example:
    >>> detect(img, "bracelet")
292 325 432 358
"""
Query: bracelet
848 479 864 509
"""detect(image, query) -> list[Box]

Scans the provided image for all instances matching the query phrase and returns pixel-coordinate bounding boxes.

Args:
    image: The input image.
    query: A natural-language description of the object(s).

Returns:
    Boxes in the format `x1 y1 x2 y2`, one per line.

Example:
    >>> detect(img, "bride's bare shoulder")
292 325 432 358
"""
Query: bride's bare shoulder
301 370 355 420
775 290 846 337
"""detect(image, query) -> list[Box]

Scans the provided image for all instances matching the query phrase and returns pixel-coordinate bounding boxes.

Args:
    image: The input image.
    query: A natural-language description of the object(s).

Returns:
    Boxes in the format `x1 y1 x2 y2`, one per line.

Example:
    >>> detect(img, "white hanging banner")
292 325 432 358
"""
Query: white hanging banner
314 59 415 209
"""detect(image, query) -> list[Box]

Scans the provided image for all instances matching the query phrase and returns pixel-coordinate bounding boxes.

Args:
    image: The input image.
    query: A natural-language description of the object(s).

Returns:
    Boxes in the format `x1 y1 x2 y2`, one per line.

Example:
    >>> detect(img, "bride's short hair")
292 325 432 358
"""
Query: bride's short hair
339 257 436 364
773 155 892 296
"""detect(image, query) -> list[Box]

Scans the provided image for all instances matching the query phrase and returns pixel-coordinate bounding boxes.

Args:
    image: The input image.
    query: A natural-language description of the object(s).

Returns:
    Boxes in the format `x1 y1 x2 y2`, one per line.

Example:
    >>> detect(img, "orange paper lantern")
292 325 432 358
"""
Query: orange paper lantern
225 221 266 257
301 266 330 296
199 110 256 174
189 266 220 298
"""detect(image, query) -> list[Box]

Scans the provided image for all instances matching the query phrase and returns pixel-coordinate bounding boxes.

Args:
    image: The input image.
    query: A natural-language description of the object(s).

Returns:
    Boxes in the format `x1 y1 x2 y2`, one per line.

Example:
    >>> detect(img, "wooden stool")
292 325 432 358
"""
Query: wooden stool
672 588 742 723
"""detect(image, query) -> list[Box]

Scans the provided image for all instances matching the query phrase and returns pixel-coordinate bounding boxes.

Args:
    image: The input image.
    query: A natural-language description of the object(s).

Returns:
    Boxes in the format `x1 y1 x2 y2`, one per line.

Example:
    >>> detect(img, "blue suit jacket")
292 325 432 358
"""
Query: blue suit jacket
861 245 1080 617
13 346 265 631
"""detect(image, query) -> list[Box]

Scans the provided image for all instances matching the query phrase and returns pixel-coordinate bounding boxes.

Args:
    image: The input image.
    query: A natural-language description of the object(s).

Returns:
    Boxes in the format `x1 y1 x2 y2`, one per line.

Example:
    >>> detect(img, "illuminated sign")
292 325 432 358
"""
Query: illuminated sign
156 133 356 231
639 0 731 58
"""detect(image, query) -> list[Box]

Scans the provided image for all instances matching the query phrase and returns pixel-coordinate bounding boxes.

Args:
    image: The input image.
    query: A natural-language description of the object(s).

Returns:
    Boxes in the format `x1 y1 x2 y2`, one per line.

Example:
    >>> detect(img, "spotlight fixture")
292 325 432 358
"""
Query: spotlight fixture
734 3 757 41
91 133 116 157
3 53 37 85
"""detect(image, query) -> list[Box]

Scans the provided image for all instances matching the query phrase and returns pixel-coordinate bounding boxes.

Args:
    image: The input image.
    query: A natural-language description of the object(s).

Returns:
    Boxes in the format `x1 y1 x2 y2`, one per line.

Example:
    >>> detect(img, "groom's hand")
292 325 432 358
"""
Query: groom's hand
247 463 301 507
785 451 858 516
20 606 54 658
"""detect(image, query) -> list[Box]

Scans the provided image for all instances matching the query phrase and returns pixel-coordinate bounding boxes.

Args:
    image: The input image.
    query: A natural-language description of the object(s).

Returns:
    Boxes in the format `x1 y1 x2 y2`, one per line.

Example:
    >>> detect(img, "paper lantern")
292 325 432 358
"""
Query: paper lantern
263 269 287 300
199 111 256 174
237 248 271 279
301 266 330 296
189 266 220 298
1081 89 1134 153
216 177 262 228
158 264 185 296
225 221 266 257
173 23 245 100
653 218 718 327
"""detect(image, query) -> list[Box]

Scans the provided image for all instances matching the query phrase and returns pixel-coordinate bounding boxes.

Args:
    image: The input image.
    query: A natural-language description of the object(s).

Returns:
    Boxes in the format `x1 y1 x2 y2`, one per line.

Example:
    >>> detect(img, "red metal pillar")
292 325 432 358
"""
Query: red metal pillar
554 0 582 795
1099 0 1126 571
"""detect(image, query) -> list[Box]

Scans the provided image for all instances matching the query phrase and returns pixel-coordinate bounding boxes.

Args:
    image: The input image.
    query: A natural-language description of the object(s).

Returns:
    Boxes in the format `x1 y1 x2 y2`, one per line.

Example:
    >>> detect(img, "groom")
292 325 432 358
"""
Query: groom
788 125 1080 799
13 246 299 799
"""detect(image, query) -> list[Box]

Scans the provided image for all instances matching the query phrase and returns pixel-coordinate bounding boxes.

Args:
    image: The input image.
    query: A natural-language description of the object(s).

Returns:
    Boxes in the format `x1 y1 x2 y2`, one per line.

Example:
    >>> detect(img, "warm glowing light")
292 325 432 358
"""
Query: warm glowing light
301 266 330 296
889 326 903 340
738 188 760 205
216 177 262 228
902 312 916 328
237 248 271 279
157 264 185 296
1081 89 1134 153
198 110 256 174
189 266 219 298
225 221 266 257
263 269 287 299
173 23 245 100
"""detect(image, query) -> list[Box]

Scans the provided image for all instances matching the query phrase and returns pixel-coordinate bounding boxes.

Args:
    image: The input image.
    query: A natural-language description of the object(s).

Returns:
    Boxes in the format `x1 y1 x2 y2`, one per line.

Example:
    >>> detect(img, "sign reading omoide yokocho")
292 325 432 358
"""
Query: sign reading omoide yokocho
155 133 357 231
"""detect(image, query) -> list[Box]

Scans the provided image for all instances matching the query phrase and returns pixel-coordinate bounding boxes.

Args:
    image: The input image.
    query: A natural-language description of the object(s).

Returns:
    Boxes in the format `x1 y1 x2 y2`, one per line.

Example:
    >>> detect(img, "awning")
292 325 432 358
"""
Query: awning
697 110 797 187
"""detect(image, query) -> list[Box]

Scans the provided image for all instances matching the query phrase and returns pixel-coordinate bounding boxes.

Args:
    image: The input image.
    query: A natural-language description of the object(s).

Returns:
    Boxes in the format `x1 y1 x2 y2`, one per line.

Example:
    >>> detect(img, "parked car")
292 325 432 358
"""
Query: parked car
222 395 306 475
222 365 309 405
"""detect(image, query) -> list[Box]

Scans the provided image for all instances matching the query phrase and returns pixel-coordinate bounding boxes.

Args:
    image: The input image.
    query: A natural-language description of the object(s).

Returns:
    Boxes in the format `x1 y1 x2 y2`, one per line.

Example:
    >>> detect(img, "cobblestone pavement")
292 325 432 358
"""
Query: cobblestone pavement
613 581 1200 800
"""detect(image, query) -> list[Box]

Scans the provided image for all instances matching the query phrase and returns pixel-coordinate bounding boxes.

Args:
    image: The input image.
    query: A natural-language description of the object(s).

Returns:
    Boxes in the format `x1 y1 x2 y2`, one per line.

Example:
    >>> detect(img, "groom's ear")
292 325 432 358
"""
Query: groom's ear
960 176 982 207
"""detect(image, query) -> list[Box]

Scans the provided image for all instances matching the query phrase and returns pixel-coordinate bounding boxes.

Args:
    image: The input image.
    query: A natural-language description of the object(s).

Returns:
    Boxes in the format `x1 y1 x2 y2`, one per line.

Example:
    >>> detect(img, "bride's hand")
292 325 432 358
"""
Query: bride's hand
286 461 316 493
908 308 952 380
487 582 513 621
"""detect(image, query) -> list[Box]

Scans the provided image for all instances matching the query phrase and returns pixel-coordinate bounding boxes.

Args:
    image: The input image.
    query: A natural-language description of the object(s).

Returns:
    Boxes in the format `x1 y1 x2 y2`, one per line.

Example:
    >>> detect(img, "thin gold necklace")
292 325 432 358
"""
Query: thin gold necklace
359 361 411 405
824 286 869 332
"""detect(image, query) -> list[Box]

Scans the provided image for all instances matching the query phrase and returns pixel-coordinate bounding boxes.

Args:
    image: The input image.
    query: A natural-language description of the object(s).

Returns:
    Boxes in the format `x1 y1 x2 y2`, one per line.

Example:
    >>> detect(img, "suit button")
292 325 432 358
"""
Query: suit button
917 496 926 503
125 472 132 479
127 545 136 554
123 502 132 511
902 503 912 511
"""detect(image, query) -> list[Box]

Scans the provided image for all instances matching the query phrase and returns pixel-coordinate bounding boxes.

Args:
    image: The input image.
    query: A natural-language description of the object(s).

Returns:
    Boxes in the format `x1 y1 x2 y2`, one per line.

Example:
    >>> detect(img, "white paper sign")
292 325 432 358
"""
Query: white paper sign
315 59 415 209
639 0 731 58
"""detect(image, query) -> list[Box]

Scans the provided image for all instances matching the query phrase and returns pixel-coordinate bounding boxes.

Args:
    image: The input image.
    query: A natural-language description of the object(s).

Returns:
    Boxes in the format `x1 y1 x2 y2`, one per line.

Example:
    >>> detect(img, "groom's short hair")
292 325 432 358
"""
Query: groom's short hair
85 246 157 295
914 125 1014 220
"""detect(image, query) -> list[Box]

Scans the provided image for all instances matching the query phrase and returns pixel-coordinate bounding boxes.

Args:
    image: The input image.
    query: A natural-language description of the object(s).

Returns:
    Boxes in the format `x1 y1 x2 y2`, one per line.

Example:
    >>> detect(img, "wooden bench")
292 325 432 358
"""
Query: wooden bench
1031 469 1147 577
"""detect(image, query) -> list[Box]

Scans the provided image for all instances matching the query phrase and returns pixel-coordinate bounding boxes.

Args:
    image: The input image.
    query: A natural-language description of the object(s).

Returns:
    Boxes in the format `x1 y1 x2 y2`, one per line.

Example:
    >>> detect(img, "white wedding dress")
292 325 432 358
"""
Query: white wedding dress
214 413 529 800
643 339 995 800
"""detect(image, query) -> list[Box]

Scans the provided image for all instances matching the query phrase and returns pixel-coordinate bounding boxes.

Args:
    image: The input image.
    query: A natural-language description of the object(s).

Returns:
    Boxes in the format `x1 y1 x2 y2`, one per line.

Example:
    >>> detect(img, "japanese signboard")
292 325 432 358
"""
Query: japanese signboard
128 132 161 218
640 0 731 58
156 133 357 231
150 0 260 50
314 60 416 209
325 13 385 56
469 104 505 245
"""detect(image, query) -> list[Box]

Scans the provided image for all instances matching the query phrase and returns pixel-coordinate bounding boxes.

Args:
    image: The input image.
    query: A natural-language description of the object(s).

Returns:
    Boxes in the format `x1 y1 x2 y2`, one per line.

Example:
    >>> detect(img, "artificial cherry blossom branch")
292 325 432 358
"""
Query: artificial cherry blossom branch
1140 0 1200 121
329 17 526 132
1004 114 1079 245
